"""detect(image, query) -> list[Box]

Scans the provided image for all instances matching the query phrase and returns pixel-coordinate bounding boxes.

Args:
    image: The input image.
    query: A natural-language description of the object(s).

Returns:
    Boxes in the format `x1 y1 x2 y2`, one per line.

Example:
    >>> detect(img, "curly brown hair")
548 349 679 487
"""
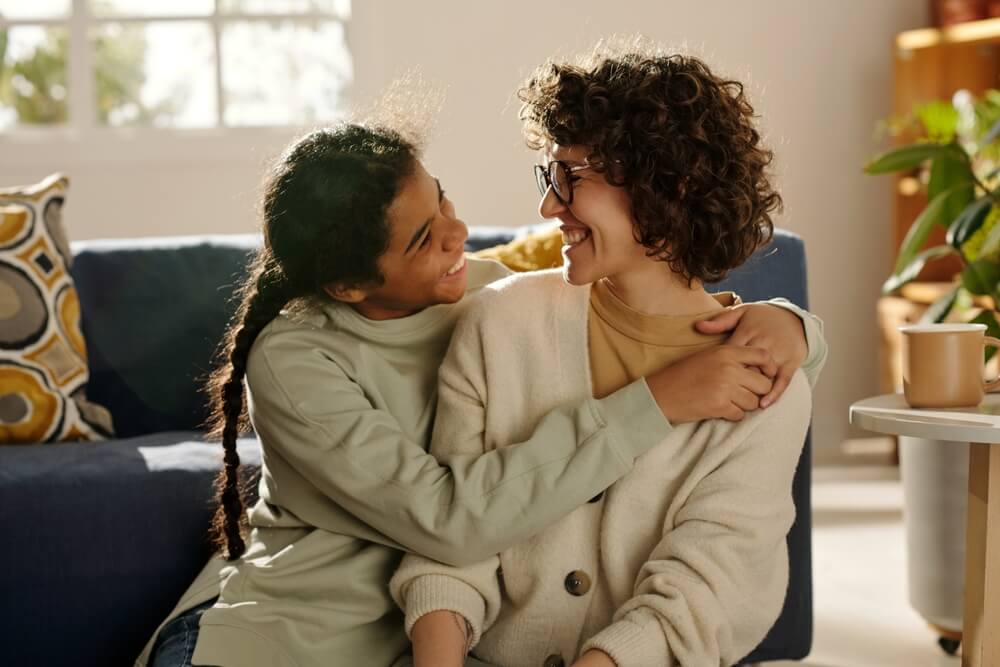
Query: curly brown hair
518 49 781 283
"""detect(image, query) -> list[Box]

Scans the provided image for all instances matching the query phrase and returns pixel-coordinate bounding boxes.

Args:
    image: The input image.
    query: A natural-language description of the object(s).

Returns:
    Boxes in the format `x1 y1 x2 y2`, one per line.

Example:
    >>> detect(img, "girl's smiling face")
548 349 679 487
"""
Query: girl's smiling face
539 144 649 286
329 160 470 320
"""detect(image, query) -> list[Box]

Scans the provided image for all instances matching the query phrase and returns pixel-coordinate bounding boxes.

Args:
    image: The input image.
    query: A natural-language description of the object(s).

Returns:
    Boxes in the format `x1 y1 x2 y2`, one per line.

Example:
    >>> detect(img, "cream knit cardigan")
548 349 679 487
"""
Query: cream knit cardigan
390 269 814 667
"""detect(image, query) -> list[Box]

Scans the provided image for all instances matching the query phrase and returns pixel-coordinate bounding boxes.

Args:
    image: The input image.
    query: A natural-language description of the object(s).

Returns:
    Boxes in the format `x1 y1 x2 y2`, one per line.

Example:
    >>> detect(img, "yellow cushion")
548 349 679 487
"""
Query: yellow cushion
471 226 564 273
0 174 113 443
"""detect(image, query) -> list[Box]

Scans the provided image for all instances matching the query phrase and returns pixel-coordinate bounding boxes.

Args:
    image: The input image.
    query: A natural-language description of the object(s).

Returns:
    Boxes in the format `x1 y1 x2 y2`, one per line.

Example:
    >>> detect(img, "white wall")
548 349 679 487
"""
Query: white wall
0 0 930 459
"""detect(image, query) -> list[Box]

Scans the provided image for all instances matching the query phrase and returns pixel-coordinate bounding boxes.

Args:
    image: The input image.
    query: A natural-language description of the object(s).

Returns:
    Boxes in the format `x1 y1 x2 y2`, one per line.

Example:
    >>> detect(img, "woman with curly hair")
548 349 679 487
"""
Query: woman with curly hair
391 49 823 667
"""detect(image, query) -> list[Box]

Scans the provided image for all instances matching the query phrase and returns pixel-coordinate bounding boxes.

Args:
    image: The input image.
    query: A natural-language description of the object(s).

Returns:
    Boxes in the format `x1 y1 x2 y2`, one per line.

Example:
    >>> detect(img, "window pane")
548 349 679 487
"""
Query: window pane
90 0 212 18
221 20 351 127
220 0 350 18
94 21 216 128
0 25 68 129
0 0 69 20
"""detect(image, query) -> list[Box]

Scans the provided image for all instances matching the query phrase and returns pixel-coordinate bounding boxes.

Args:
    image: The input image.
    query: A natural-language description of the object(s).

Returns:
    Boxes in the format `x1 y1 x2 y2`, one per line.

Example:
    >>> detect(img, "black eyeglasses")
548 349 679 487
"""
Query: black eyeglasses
534 160 596 206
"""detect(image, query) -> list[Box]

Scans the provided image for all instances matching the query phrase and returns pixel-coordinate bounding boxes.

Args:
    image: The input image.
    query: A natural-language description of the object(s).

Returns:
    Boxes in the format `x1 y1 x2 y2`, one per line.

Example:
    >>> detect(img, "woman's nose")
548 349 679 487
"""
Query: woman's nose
538 187 565 219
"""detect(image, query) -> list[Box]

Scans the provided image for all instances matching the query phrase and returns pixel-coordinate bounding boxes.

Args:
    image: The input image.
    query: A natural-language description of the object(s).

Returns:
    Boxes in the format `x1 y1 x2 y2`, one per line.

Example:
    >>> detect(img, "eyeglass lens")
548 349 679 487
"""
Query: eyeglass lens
534 162 572 204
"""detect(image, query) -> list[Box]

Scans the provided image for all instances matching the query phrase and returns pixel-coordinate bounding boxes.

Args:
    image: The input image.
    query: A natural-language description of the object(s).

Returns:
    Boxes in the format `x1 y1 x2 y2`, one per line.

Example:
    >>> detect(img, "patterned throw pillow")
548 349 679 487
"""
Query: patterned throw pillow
0 174 114 443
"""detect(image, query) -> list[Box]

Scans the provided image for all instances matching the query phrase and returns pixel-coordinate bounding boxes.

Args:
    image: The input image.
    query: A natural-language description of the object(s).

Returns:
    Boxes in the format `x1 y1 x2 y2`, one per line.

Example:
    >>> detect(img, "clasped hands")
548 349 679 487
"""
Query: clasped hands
646 303 808 425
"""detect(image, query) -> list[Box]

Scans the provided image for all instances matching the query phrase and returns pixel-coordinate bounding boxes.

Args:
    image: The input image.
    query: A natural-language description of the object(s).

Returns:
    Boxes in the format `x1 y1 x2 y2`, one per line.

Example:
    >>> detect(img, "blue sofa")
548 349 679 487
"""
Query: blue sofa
0 226 814 667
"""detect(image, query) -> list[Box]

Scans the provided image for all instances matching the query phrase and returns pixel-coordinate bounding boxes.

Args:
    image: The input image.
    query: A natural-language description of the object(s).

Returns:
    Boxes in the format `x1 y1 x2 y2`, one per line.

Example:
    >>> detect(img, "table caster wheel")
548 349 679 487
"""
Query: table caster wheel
938 636 961 656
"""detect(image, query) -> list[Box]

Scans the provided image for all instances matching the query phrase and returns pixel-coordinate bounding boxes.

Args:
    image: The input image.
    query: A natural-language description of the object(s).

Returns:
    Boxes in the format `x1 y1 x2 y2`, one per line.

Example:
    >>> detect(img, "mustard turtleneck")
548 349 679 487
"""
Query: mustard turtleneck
587 278 741 399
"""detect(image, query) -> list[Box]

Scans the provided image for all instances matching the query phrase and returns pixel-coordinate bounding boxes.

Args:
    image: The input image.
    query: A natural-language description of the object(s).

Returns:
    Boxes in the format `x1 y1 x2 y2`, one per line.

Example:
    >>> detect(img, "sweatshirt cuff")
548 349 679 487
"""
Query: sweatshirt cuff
582 614 673 667
592 378 672 462
402 574 487 651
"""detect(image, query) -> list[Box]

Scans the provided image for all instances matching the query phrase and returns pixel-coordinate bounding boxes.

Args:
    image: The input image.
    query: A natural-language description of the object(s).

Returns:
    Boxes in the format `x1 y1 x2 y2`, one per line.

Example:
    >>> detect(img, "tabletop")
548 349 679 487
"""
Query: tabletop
849 393 1000 444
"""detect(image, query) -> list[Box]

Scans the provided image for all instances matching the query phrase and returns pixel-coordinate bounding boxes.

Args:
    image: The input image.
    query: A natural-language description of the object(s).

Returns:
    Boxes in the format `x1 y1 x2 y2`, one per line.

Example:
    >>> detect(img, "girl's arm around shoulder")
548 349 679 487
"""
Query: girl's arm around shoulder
243 291 669 568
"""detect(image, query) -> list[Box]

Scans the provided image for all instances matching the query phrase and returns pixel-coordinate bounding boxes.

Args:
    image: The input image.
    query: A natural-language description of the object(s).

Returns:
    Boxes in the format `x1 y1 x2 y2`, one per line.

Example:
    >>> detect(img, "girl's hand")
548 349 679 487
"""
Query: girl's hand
645 345 776 423
571 649 618 666
695 303 807 408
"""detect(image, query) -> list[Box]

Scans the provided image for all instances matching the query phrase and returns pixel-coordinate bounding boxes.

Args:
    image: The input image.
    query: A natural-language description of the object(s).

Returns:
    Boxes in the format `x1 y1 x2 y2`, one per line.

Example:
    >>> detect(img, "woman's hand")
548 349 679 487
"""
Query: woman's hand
695 303 807 408
410 610 468 667
645 345 776 423
571 649 618 666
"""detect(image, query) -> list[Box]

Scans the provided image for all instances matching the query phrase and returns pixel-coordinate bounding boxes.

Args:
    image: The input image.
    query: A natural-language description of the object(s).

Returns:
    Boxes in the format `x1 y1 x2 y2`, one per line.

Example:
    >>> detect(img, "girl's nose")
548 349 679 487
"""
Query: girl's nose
442 217 469 251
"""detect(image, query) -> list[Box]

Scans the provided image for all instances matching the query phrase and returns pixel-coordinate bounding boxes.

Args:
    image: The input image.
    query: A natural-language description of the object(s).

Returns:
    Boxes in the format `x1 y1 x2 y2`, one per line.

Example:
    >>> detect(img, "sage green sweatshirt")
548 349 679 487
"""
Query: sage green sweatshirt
135 258 673 667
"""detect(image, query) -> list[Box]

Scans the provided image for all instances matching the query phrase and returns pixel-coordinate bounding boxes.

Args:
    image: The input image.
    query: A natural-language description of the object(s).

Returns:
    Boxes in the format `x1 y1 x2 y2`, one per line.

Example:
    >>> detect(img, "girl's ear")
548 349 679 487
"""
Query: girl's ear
324 283 369 304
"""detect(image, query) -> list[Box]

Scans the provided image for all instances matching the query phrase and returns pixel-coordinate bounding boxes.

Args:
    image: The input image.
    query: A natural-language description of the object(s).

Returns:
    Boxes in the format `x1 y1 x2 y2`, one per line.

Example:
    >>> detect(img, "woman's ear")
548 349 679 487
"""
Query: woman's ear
324 283 368 304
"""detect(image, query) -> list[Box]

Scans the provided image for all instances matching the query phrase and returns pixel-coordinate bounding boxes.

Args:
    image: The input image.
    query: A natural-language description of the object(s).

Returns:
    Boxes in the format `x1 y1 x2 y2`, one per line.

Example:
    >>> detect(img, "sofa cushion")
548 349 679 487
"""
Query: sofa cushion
0 174 113 443
0 431 261 667
70 235 260 438
69 231 520 438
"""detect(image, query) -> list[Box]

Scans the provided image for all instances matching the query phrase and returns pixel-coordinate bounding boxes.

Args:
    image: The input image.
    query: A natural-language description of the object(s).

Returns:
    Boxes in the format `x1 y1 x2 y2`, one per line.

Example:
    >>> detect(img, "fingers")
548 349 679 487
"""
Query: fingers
760 364 794 409
733 386 761 412
756 352 779 379
723 403 747 421
694 307 745 335
738 366 775 396
727 346 777 377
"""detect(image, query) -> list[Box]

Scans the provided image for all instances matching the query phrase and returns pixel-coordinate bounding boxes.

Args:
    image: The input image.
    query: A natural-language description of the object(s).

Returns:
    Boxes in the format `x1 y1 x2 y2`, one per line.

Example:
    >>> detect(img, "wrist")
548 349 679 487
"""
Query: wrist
573 649 618 667
411 610 468 665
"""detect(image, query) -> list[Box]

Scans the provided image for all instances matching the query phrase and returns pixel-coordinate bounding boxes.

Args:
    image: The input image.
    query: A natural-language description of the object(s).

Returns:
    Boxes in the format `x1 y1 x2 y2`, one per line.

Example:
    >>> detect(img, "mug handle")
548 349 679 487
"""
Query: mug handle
985 336 1000 392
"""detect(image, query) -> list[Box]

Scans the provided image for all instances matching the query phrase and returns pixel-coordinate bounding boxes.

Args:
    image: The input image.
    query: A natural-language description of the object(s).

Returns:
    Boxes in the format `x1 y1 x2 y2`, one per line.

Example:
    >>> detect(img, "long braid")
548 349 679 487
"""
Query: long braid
202 123 418 561
207 255 291 560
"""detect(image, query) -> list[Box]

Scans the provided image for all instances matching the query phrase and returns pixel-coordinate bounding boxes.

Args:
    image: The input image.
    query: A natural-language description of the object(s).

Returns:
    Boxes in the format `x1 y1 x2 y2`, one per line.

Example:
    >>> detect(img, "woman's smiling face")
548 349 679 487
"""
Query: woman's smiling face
538 144 648 286
331 160 470 320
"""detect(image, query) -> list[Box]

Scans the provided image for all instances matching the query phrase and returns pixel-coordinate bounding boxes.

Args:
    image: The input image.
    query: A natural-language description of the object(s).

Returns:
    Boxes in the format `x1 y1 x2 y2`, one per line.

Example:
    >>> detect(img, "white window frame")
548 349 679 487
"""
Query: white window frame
0 0 363 165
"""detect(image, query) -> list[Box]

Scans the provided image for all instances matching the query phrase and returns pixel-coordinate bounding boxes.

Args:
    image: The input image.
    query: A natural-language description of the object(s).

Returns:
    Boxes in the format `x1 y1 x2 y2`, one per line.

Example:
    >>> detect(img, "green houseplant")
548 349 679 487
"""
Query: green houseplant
866 89 1000 355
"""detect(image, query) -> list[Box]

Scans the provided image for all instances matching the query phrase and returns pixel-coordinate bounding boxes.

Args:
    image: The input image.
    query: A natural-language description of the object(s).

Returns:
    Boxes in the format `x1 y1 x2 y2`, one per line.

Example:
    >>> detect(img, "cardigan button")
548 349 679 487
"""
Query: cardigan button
588 492 603 503
543 654 565 667
564 570 592 596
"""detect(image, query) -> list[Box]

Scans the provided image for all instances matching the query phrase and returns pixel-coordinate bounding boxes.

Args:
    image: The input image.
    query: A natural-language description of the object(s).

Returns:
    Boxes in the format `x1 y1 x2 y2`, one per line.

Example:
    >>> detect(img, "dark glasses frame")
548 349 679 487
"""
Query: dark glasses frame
533 160 596 206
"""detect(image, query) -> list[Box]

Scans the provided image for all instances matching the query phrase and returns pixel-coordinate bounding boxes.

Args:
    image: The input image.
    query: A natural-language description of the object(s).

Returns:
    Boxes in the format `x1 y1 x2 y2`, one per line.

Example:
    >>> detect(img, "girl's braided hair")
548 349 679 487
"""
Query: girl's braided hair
203 124 417 560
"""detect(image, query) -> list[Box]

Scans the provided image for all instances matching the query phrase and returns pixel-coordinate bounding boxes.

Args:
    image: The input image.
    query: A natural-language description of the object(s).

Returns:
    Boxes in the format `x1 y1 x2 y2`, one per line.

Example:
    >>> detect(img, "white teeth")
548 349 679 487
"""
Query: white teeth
561 229 590 245
444 255 466 276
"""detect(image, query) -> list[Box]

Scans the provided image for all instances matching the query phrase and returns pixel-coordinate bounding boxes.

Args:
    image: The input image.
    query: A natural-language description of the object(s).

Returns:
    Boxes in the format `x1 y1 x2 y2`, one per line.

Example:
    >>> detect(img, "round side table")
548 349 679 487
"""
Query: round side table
850 393 1000 667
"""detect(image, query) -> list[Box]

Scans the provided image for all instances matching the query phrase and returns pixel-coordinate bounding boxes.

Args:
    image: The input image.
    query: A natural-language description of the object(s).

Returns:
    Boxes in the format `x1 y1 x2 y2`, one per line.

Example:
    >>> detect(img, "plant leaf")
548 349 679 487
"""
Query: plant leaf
970 310 1000 363
884 245 956 294
864 143 949 174
978 208 1000 259
916 101 960 143
947 195 994 249
919 285 960 324
894 184 967 275
929 151 975 226
980 117 1000 152
962 259 1000 296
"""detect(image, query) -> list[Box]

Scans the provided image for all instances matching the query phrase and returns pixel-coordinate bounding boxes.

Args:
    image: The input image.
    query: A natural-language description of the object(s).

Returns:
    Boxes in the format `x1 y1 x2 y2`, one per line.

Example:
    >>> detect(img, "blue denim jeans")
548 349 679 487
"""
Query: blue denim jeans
148 599 217 667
